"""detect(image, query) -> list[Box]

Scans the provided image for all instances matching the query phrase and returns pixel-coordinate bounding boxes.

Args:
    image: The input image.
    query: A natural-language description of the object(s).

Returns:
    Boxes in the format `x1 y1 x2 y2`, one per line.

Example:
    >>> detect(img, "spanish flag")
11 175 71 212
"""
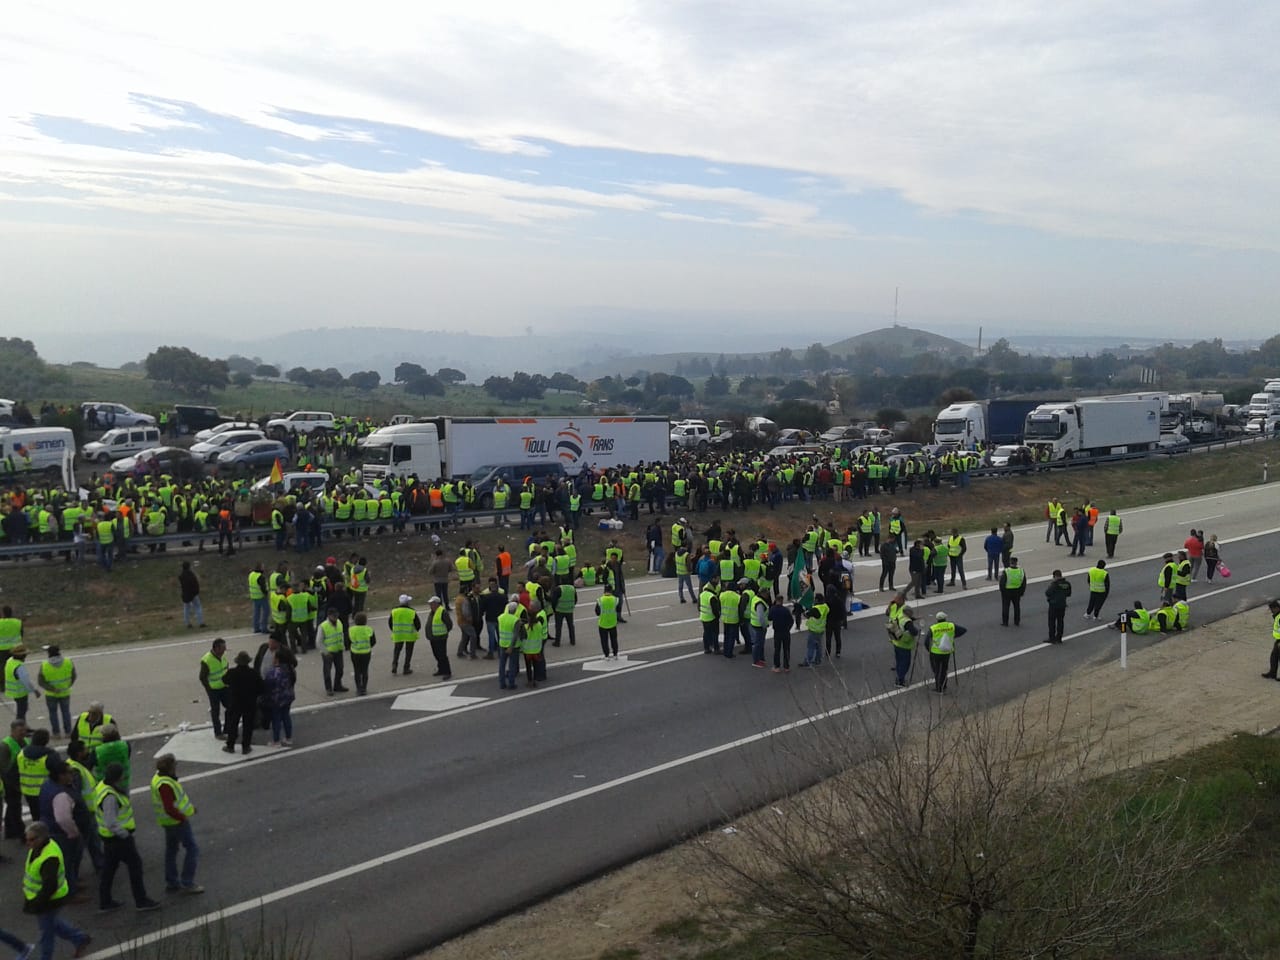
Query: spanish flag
269 457 284 485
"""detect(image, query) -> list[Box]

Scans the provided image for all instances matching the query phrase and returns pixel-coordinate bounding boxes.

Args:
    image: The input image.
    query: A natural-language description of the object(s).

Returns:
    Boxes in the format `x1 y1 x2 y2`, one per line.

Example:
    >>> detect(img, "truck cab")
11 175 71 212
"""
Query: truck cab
361 423 444 481
933 402 984 448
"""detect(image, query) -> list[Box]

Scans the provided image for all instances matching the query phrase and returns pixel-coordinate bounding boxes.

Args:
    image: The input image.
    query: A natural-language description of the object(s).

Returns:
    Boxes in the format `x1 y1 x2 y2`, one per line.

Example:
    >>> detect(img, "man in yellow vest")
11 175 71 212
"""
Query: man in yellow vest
1103 508 1123 559
928 611 967 694
4 644 40 722
0 603 21 678
93 762 161 912
595 584 621 659
151 753 203 894
425 597 453 681
37 645 77 739
197 638 229 739
23 820 91 957
1084 560 1111 620
389 595 422 676
317 609 350 695
74 703 114 754
1262 600 1280 681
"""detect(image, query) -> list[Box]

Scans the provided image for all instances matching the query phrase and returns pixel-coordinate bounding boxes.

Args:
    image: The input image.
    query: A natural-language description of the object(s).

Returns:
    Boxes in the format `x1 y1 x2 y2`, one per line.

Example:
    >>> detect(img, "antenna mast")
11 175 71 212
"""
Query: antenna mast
893 287 899 327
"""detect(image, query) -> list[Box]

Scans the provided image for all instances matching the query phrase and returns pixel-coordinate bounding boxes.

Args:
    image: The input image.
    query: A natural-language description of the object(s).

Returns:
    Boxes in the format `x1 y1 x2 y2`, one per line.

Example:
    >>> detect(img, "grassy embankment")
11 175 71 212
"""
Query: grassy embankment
616 732 1280 960
3 440 1273 650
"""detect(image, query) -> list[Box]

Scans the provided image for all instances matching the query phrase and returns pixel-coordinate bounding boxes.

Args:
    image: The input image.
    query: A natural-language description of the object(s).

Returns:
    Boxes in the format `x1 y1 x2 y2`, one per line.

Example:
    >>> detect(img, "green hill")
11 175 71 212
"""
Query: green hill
825 324 974 357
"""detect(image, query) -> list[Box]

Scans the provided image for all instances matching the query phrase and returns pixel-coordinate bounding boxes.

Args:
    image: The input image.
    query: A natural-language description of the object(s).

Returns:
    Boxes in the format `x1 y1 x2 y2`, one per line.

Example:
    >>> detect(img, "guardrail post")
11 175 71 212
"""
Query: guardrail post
1265 460 1270 484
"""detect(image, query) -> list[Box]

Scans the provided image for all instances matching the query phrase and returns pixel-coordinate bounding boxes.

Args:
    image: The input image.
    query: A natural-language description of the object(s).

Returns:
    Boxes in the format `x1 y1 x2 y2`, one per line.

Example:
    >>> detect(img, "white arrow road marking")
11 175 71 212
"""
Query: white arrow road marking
582 655 645 672
392 684 490 712
155 730 254 766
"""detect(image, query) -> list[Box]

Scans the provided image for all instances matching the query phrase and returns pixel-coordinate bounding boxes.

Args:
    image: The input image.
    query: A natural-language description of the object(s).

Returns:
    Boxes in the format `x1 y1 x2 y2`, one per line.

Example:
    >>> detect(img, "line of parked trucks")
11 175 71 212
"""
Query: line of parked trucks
933 380 1280 460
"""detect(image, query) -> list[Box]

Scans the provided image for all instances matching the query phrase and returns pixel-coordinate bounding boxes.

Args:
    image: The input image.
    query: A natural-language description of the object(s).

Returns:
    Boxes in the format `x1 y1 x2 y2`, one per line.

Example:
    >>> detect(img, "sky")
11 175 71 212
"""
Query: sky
2 0 1278 358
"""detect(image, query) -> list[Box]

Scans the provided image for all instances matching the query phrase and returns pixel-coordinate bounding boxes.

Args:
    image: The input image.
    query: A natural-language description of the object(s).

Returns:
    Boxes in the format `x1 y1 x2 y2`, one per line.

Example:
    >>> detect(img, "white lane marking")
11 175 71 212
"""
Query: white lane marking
391 685 489 712
1179 514 1224 523
582 655 645 672
99 566 1280 959
628 604 671 614
658 617 700 627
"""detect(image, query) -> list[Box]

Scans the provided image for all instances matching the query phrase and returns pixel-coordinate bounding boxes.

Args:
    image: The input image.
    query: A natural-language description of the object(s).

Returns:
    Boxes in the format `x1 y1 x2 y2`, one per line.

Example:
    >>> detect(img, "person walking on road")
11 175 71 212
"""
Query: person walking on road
496 602 524 690
317 609 349 696
19 730 58 822
595 583 621 659
768 593 792 673
1084 560 1110 620
248 563 269 634
1261 600 1280 681
92 725 131 792
0 924 34 959
221 652 262 756
878 538 897 592
1184 529 1205 581
178 562 204 629
1204 534 1222 581
1068 509 1089 557
927 612 966 694
37 645 76 740
454 584 481 660
947 528 967 588
4 645 41 723
23 820 92 958
998 557 1026 628
3 719 30 840
1174 550 1192 601
425 596 453 680
889 602 920 687
1000 523 1015 570
73 703 114 754
93 762 161 913
347 612 375 696
1103 509 1122 558
38 760 85 894
150 754 203 895
198 639 229 739
1044 569 1072 644
264 652 296 746
1157 553 1177 606
983 527 1002 581
389 596 421 676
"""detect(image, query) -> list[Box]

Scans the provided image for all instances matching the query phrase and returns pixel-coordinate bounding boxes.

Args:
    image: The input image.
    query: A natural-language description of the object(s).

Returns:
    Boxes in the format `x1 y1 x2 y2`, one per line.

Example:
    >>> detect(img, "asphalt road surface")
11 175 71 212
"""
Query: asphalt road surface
23 483 1277 960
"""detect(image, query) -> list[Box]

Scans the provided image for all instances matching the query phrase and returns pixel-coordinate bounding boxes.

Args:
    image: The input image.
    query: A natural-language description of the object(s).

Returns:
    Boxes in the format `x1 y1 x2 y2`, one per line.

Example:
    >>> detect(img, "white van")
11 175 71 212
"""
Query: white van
0 427 75 488
190 428 266 462
81 426 162 464
265 411 335 436
670 421 711 450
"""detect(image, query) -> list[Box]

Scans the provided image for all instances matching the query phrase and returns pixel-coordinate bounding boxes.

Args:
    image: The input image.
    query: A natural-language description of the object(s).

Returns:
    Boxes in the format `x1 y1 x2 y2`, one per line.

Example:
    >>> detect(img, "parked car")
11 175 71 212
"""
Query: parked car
745 416 778 439
670 422 711 450
1154 434 1192 451
110 446 204 479
193 420 257 443
265 410 335 438
885 441 924 456
988 444 1034 467
772 428 814 446
819 425 864 444
0 399 14 423
216 439 290 474
863 427 894 444
81 426 162 464
190 428 266 462
81 402 156 428
253 470 331 496
767 443 828 458
172 404 231 435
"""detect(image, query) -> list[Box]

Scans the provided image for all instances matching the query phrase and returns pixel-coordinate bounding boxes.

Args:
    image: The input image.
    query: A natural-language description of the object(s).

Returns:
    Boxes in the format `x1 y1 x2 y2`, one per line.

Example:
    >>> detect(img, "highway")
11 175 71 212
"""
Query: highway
9 482 1275 960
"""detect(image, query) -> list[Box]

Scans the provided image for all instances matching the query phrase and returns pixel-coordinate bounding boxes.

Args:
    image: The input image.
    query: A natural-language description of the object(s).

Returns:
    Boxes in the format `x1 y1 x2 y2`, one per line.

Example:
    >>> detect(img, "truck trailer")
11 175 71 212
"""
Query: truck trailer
361 416 670 485
1023 397 1161 460
933 399 1044 448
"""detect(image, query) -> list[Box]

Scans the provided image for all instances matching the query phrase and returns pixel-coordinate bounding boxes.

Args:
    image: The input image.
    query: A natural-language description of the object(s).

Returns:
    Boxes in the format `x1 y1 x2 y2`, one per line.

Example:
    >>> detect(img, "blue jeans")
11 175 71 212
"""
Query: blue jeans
252 597 269 632
649 546 665 574
805 630 823 665
183 595 204 627
678 575 693 601
271 703 293 741
275 527 286 550
894 645 913 684
722 623 740 658
97 541 113 571
0 927 25 952
164 819 200 888
498 648 519 688
749 624 765 663
486 621 499 653
37 908 89 959
47 696 71 736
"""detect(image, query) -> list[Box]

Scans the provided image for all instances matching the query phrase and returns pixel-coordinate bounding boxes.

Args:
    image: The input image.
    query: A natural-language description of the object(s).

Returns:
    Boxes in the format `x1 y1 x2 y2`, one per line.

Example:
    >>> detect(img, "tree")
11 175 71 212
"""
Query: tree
436 367 467 384
939 386 977 406
232 371 254 388
311 367 345 389
548 372 588 393
287 367 313 387
764 400 829 432
690 697 1232 960
404 373 445 397
804 342 832 372
782 378 815 398
254 364 280 379
224 354 258 376
875 407 906 426
394 361 428 384
703 374 730 398
346 370 381 391
144 346 229 392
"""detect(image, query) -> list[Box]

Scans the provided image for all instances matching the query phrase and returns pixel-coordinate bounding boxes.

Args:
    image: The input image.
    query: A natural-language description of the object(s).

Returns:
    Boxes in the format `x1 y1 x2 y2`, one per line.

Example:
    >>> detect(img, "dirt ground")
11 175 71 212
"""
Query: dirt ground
420 604 1280 960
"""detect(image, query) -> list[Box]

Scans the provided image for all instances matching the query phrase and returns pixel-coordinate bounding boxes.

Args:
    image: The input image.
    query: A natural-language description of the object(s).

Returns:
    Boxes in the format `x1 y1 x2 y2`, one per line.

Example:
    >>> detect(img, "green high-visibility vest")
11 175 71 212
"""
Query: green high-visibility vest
40 658 74 697
0 617 22 651
806 603 829 634
749 595 768 628
455 554 474 582
150 772 195 827
430 606 449 637
348 625 373 655
319 619 345 653
17 750 49 797
720 590 741 625
498 611 519 648
391 606 418 643
719 558 736 582
1087 568 1109 593
929 622 956 655
96 519 115 544
932 543 949 565
201 651 228 689
554 554 571 576
524 612 546 655
23 839 68 904
554 584 577 614
597 594 619 629
699 589 718 623
74 713 114 751
288 591 314 622
1105 514 1121 534
1003 567 1024 590
93 782 136 837
675 553 689 576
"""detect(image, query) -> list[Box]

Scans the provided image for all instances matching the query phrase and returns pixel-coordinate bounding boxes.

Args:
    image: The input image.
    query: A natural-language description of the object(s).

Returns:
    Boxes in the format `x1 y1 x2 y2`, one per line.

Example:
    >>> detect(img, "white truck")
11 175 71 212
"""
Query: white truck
1023 396 1161 460
361 416 671 484
0 426 76 488
932 399 1043 448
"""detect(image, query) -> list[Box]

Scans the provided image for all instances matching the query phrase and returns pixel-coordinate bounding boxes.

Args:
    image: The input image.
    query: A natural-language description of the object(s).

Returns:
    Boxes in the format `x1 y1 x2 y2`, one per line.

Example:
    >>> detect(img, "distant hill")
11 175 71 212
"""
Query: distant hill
825 325 974 358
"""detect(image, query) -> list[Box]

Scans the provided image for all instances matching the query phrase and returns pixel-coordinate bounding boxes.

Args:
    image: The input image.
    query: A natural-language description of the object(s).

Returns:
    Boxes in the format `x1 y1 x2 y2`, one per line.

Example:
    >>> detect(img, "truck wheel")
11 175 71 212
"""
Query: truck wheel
1062 450 1073 461
697 440 708 451
97 452 111 464
479 494 493 511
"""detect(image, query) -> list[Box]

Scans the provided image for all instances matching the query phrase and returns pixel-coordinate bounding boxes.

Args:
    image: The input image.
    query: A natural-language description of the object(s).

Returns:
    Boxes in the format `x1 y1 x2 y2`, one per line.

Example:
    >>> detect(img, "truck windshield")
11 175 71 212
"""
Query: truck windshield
934 419 966 435
362 443 392 465
470 465 497 485
1024 417 1060 438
